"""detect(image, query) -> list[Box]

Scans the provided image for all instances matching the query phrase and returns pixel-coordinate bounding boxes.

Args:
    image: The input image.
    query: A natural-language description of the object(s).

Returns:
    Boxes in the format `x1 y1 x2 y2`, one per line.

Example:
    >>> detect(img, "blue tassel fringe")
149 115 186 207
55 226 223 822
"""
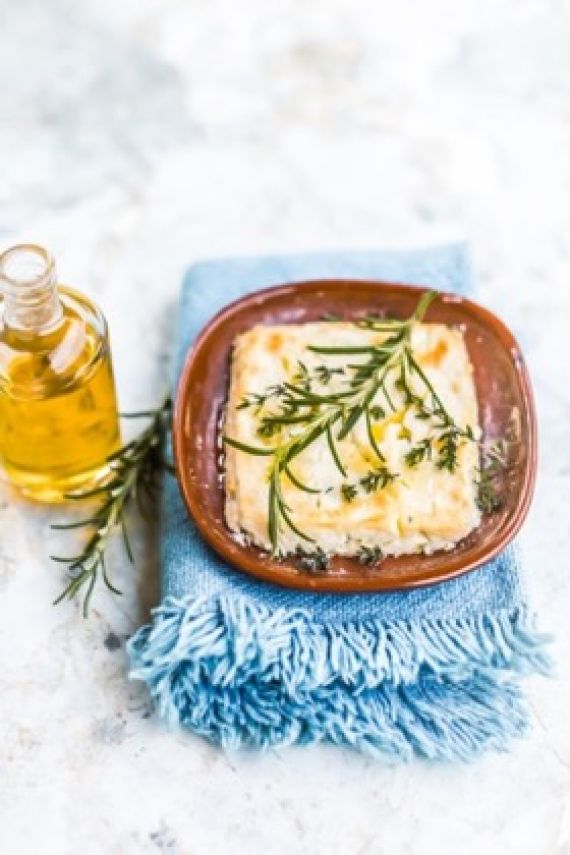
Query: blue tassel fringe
128 595 551 761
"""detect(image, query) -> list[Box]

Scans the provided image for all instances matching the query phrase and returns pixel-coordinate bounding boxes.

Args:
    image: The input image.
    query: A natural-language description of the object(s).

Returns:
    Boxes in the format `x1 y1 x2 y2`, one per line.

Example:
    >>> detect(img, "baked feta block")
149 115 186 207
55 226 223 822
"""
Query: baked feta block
224 320 480 558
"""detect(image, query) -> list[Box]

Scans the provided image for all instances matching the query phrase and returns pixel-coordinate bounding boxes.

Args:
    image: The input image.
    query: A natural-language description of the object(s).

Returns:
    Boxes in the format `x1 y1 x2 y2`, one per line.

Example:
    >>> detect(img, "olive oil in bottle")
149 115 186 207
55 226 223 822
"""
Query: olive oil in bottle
0 244 120 502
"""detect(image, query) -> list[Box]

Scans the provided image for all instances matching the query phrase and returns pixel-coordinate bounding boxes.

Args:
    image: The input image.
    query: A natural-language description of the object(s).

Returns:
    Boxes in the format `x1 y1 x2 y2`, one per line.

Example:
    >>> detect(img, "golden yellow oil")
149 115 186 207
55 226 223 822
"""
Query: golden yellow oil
0 287 121 502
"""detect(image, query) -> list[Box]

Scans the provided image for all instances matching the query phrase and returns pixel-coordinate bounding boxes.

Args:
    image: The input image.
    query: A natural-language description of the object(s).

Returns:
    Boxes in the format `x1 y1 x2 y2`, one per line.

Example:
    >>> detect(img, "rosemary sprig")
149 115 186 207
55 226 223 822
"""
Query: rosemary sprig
315 364 345 385
51 396 172 616
369 405 386 420
237 385 285 411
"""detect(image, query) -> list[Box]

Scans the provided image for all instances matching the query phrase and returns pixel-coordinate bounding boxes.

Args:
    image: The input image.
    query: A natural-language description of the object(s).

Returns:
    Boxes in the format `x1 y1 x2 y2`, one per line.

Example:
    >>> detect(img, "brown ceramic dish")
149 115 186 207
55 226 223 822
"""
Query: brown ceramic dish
173 280 537 592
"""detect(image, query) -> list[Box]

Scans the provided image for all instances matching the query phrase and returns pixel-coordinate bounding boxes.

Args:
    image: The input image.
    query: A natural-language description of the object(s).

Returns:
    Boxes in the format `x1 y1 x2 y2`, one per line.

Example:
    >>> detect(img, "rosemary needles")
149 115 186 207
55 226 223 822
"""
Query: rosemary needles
51 395 173 616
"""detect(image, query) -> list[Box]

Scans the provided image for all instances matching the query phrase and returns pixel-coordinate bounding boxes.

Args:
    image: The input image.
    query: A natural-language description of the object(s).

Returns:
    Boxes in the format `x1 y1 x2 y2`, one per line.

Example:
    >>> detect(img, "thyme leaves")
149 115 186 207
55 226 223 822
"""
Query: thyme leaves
476 441 507 513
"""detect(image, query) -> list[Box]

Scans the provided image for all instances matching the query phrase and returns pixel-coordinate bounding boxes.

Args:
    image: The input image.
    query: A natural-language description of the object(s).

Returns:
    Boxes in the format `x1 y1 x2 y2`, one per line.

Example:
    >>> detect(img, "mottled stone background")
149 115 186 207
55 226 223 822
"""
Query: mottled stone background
1 1 569 853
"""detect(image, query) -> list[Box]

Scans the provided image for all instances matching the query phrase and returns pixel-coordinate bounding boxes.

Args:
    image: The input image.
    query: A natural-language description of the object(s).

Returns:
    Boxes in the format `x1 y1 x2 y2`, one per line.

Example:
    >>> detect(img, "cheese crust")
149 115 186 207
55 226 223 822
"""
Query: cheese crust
224 321 481 558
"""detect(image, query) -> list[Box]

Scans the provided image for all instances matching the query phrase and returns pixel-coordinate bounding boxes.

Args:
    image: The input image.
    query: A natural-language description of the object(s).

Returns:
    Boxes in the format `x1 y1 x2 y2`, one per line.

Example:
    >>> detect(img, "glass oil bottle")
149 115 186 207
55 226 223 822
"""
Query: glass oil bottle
0 244 121 502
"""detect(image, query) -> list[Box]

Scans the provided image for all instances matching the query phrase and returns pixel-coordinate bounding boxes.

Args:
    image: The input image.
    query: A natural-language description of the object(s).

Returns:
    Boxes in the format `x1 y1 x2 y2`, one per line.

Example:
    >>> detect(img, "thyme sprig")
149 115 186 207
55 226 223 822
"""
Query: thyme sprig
360 466 397 493
357 545 384 566
341 483 358 502
404 438 433 467
225 290 477 556
294 546 331 574
51 396 172 616
340 466 398 504
476 440 507 512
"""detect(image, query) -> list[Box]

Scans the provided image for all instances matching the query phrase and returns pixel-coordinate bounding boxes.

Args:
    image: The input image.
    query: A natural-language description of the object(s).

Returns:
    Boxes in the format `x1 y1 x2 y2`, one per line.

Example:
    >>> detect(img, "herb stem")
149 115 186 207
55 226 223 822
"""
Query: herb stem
51 395 173 616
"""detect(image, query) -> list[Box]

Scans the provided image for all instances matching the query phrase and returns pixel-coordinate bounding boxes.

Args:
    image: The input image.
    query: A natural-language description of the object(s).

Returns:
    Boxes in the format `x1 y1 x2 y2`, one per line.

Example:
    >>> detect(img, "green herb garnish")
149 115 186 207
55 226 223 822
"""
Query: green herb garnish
51 396 173 616
357 545 384 566
295 547 331 574
340 465 397 503
404 438 433 467
369 404 386 420
360 466 397 493
224 291 454 555
341 483 358 502
476 441 507 512
314 364 345 385
238 385 286 410
224 290 494 557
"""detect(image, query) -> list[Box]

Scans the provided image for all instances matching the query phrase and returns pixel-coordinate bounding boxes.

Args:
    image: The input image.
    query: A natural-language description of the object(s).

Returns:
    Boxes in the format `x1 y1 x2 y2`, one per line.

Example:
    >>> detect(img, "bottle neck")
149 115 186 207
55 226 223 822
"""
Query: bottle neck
0 244 63 332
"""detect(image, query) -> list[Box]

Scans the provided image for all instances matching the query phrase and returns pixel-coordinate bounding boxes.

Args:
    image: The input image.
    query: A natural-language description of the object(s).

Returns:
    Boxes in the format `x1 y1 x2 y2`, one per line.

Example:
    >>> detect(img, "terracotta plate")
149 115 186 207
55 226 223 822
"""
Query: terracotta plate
173 280 537 592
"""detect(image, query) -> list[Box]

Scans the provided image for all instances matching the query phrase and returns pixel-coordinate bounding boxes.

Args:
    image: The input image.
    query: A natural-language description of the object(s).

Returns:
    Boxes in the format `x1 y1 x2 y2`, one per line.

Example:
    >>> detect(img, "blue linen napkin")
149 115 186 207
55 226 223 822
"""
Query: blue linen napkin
128 245 550 761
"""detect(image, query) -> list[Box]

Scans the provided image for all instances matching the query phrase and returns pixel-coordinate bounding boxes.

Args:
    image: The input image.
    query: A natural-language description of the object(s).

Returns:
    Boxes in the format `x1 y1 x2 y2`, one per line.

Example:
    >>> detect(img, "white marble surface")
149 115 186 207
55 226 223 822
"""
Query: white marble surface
1 1 570 853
